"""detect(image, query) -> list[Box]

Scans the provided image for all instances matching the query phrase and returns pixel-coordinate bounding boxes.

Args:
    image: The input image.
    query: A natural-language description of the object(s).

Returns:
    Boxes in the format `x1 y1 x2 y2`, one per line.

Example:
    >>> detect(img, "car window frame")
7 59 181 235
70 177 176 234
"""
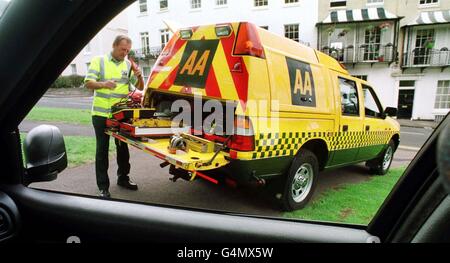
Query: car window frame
361 83 384 119
338 76 361 117
0 0 448 245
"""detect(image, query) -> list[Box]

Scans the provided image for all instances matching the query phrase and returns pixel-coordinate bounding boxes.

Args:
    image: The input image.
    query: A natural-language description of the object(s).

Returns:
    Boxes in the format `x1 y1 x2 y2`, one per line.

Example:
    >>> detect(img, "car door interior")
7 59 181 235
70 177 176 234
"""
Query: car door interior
0 0 448 243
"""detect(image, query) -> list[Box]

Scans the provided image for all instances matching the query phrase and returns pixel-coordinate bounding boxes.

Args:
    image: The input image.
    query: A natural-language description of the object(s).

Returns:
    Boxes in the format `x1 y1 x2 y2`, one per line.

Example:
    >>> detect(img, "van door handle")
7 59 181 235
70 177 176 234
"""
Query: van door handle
343 125 348 132
366 125 370 131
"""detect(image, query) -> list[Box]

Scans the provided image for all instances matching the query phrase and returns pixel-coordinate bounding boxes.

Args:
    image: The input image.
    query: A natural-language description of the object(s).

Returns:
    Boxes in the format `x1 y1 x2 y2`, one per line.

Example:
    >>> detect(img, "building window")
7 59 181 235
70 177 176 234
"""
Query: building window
419 0 438 5
363 26 381 61
260 25 269 30
143 66 151 84
139 0 147 13
330 0 346 8
367 0 383 4
191 0 201 9
70 64 77 75
399 80 416 87
353 75 368 81
254 0 268 7
160 0 168 10
160 29 170 49
435 80 450 109
140 32 150 54
285 0 299 3
216 0 227 6
414 29 435 65
284 24 299 42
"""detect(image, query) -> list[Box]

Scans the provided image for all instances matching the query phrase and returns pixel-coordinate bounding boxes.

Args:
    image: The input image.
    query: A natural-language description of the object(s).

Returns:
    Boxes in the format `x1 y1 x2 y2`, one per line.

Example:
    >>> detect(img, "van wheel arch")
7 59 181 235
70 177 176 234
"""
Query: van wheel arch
391 133 400 151
298 139 329 171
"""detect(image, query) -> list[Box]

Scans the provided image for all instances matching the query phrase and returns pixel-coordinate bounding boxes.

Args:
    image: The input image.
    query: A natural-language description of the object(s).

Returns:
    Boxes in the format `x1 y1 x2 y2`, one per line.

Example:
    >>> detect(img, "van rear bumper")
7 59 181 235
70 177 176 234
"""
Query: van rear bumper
221 156 293 184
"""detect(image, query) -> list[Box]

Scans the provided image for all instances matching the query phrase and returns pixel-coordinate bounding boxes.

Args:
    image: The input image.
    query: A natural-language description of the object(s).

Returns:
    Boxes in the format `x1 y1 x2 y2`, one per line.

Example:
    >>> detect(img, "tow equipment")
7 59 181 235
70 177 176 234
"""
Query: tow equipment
106 92 230 184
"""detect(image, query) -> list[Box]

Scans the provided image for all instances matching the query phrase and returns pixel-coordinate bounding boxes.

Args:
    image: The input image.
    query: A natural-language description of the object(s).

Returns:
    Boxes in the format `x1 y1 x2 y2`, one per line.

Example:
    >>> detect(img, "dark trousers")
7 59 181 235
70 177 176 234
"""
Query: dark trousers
92 115 130 191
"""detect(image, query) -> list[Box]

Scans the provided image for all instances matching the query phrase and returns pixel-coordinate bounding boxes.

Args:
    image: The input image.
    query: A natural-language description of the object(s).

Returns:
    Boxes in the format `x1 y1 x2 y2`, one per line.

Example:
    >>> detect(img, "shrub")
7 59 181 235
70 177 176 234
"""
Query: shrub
50 74 85 89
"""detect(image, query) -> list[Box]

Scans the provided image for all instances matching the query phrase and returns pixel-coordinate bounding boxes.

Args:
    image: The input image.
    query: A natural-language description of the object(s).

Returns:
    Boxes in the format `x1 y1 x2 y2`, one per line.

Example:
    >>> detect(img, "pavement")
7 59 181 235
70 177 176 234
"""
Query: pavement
397 118 439 129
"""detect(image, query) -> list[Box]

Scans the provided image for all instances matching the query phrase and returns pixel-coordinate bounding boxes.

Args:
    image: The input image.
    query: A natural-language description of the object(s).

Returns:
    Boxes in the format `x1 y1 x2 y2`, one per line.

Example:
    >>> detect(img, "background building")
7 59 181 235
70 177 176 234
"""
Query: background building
396 0 450 121
127 0 319 83
318 0 450 121
317 0 401 113
61 8 130 77
124 0 449 121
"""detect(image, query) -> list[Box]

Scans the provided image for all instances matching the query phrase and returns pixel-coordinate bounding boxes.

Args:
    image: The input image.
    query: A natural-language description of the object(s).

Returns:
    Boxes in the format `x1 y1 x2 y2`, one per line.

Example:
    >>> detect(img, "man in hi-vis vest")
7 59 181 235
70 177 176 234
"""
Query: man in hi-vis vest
85 35 144 198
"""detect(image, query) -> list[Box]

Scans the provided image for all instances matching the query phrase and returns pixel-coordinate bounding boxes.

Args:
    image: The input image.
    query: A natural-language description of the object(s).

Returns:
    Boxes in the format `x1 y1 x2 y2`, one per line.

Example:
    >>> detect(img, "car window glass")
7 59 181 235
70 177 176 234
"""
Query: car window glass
362 84 383 118
0 0 11 18
15 1 443 227
339 77 359 116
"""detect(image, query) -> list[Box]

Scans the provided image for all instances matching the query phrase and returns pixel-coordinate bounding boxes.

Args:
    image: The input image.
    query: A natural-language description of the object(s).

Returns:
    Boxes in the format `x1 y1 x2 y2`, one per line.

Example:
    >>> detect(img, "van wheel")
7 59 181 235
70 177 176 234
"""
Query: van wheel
367 140 395 175
281 149 318 211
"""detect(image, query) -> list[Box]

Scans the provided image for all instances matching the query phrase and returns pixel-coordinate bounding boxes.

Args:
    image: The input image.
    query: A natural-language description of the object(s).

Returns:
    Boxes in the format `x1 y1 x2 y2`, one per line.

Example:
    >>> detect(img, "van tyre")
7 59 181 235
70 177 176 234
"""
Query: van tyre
367 139 395 175
281 149 318 211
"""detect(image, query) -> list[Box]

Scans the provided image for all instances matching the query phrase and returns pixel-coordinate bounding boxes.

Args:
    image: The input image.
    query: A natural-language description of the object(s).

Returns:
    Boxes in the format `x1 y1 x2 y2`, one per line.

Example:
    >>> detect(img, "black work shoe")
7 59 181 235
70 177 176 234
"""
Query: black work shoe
117 178 138 190
98 189 111 198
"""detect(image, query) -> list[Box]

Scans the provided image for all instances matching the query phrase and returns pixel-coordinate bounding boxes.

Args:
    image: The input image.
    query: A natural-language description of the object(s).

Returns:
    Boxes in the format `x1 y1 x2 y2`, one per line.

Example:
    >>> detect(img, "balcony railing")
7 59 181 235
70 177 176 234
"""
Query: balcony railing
320 45 395 64
132 46 163 60
402 48 450 68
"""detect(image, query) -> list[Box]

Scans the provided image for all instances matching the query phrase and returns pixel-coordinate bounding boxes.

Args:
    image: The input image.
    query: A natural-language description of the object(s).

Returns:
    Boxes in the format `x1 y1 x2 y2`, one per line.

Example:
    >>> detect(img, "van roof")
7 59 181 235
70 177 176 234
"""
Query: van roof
255 25 348 75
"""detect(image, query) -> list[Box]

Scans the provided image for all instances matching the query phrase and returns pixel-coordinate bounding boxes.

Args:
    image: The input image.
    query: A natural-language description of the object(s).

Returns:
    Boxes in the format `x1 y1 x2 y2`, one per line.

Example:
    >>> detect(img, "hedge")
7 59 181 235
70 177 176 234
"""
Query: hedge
50 75 85 89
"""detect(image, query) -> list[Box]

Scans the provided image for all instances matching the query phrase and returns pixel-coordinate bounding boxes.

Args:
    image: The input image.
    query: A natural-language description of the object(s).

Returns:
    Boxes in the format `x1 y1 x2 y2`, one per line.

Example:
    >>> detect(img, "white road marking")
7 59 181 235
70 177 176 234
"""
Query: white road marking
401 131 425 136
399 145 421 151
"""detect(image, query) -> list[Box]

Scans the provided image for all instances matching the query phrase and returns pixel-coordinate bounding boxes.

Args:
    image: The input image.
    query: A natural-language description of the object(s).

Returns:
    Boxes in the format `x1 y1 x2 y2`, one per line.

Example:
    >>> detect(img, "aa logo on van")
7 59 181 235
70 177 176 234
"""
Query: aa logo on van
174 40 219 88
286 57 316 107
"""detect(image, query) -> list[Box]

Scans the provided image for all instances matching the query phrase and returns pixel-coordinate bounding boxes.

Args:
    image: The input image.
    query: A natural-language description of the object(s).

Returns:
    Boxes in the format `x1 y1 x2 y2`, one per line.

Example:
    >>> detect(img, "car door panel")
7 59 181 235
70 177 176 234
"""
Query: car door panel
329 75 364 166
0 185 374 243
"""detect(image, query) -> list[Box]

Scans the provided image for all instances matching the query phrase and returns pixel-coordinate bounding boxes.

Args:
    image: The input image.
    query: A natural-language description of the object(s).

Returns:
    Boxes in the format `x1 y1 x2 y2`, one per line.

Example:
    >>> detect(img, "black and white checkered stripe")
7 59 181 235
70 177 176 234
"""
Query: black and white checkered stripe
251 131 396 159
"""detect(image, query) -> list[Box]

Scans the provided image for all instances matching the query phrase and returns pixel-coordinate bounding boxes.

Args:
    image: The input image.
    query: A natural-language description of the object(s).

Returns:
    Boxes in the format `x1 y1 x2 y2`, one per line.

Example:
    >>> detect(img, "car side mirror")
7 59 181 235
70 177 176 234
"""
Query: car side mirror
22 125 67 186
383 107 397 118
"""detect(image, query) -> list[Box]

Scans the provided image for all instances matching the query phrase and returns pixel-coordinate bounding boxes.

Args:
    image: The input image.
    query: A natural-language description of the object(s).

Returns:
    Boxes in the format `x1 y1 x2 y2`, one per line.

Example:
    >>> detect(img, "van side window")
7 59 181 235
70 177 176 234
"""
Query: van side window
362 84 383 118
339 77 359 116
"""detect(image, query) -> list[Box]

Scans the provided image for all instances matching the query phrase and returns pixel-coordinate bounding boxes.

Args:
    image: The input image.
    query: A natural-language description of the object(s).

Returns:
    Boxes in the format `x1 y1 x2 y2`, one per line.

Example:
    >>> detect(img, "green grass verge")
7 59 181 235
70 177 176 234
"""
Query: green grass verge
21 134 115 168
283 167 406 225
25 106 91 126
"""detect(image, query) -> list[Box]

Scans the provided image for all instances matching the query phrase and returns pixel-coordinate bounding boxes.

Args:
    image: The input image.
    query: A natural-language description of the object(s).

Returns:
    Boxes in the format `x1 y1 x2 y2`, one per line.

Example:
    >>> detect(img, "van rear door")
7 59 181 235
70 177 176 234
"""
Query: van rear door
143 22 265 111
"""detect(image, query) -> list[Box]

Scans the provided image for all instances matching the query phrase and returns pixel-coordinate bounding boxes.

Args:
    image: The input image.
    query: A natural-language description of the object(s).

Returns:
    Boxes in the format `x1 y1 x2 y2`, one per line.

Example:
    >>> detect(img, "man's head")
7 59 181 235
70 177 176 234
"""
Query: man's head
112 35 132 61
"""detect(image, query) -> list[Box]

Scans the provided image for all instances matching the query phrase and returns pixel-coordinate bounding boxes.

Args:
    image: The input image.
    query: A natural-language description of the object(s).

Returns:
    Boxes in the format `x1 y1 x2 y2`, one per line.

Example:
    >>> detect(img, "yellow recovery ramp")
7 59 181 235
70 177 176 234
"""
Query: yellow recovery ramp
106 130 230 183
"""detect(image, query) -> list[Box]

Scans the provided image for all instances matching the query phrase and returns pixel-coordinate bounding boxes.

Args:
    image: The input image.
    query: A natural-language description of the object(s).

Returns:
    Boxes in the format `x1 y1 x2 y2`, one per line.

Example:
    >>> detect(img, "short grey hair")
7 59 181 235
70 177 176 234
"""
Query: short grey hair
113 35 132 46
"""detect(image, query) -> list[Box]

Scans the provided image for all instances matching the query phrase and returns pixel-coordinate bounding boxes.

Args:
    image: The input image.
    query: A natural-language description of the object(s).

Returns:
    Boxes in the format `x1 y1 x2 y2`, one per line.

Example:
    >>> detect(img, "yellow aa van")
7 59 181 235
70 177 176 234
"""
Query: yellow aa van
108 22 400 211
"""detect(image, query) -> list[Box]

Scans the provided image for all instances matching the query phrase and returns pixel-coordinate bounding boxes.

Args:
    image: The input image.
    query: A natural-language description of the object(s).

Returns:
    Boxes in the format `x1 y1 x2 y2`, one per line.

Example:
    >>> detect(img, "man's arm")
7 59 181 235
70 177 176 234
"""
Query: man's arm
134 69 144 91
84 56 116 90
85 80 116 90
129 60 144 91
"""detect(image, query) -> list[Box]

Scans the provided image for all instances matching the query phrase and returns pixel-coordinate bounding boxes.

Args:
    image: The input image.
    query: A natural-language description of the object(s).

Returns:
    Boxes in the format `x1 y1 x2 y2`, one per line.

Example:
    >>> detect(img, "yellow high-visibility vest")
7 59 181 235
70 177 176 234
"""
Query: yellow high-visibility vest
84 54 136 117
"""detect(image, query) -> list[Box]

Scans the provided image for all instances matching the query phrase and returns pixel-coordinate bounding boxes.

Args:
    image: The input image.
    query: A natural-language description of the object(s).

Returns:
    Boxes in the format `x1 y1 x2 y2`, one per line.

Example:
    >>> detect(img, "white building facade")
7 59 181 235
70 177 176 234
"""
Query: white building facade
61 9 130 77
127 0 449 121
127 0 319 83
398 6 450 121
317 0 450 121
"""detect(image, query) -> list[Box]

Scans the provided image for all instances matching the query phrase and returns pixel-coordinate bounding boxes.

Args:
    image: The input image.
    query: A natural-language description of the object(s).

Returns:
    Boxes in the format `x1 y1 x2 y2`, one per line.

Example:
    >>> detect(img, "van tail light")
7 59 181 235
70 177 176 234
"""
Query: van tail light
228 116 255 152
234 22 265 59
